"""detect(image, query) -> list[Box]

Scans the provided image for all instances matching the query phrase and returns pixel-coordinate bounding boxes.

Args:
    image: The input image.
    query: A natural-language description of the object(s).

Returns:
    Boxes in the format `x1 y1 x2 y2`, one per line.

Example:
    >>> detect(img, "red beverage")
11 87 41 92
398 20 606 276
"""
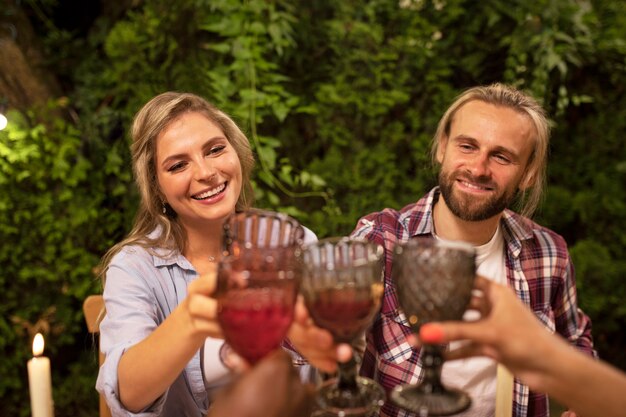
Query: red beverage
218 286 295 364
307 284 383 343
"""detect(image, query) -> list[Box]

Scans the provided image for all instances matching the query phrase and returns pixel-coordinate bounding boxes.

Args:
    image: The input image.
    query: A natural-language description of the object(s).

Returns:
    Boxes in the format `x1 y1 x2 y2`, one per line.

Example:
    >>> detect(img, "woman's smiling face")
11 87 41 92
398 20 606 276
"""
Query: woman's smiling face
155 111 242 230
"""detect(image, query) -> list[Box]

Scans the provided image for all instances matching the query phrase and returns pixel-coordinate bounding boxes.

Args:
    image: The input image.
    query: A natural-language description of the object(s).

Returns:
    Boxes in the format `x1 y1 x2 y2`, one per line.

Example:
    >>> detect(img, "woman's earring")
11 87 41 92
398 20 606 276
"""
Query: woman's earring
162 201 176 218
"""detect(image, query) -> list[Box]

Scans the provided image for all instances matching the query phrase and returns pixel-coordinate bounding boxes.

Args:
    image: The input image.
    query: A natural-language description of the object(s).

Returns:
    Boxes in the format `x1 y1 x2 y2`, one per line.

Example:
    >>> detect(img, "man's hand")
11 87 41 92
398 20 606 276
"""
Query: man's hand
287 296 353 373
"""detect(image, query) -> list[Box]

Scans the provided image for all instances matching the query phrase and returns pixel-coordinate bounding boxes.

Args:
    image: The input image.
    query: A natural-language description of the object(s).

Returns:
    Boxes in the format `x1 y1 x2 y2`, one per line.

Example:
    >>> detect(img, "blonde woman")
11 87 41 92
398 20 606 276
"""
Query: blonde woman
95 92 319 417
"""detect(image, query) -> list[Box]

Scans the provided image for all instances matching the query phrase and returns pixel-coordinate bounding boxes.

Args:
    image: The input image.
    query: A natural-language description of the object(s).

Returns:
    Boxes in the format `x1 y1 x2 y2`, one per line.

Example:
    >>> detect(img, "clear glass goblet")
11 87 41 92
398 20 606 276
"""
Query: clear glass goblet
390 238 476 416
215 209 305 365
301 237 386 417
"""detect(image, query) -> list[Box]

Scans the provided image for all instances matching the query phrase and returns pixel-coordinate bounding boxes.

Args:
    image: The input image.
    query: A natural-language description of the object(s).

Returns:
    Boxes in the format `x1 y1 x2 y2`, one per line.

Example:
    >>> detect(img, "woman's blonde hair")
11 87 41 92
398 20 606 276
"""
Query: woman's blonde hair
431 83 550 218
98 92 255 279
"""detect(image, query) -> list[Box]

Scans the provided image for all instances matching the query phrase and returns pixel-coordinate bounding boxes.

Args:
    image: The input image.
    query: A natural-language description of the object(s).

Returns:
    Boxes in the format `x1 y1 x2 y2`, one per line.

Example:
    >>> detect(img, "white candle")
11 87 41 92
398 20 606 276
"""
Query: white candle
27 333 54 417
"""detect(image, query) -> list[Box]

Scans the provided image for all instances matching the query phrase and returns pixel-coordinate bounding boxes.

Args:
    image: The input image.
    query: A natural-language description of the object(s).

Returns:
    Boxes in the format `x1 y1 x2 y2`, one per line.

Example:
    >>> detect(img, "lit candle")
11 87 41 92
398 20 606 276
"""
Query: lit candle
27 333 54 417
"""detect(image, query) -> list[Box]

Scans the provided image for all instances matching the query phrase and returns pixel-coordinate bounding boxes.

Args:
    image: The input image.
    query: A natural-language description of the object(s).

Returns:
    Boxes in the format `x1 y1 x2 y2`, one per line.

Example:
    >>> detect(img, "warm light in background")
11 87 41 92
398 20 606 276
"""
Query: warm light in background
32 333 45 357
0 113 7 130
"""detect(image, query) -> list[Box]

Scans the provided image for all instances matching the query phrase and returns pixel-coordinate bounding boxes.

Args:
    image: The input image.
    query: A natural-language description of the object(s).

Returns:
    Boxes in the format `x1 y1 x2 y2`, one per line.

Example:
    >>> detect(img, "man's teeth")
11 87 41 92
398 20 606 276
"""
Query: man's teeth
461 180 490 191
194 183 226 199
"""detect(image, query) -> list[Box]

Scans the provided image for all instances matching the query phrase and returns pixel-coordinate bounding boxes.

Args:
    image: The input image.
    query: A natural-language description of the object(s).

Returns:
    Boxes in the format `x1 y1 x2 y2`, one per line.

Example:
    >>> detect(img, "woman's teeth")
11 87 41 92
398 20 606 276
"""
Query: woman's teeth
193 183 226 200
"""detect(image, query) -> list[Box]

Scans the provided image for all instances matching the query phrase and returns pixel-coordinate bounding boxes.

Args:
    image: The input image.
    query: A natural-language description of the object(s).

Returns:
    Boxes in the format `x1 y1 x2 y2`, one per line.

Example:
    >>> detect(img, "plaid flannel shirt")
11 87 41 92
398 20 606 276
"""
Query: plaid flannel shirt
351 187 596 417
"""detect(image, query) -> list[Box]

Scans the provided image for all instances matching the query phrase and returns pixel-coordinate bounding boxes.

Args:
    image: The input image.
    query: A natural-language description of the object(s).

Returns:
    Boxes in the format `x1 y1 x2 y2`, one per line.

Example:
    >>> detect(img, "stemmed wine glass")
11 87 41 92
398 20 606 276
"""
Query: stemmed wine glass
215 209 305 365
390 238 476 416
301 237 385 416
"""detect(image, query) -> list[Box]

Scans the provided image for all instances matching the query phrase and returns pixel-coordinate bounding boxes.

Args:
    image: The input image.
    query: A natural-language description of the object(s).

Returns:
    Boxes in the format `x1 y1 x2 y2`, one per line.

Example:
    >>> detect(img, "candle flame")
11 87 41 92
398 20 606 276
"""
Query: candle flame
32 333 45 356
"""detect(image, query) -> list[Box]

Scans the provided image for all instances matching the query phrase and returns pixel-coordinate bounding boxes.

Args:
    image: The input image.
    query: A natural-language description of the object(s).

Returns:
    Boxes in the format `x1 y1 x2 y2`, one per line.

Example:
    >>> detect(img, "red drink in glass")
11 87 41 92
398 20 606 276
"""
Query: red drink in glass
216 237 301 365
308 284 382 343
218 286 295 364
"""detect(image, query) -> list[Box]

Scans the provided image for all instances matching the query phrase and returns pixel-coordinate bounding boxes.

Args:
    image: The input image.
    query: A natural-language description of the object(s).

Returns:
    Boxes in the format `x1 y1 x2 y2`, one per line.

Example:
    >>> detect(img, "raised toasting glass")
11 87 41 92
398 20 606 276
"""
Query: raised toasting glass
215 209 304 364
301 237 385 416
390 238 476 416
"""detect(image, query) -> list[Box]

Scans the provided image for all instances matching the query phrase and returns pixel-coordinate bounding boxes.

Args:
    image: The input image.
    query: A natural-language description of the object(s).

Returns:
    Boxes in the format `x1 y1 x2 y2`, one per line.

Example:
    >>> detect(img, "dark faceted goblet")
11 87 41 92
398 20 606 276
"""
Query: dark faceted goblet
301 237 386 416
215 209 304 365
390 238 476 416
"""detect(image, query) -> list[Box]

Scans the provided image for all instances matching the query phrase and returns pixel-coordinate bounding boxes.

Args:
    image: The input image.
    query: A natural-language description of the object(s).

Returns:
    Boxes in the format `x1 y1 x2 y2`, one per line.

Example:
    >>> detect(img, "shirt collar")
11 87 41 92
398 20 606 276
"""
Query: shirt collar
152 248 195 270
500 209 535 258
501 209 534 241
408 186 439 238
146 227 196 271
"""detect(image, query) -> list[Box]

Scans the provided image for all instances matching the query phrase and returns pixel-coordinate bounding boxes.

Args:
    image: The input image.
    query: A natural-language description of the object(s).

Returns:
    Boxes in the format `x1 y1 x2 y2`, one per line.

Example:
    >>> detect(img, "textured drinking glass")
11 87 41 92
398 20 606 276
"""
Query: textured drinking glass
390 238 476 416
301 237 385 416
222 208 305 254
215 209 304 364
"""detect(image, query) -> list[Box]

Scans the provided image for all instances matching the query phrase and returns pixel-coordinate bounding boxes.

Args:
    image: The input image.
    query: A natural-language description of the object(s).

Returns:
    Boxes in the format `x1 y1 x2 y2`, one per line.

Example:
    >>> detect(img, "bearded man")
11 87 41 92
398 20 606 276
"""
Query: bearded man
351 83 595 417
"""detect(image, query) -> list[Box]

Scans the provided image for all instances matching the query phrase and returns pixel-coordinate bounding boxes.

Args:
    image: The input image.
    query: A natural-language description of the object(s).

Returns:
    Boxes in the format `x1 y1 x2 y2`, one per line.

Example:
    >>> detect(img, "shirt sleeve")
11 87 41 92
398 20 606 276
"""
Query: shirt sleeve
554 255 597 358
95 248 168 417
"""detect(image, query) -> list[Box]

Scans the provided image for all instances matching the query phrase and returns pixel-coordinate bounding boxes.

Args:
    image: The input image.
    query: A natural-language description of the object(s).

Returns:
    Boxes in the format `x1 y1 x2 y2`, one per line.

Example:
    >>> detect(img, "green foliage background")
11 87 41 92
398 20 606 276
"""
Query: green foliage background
1 0 624 415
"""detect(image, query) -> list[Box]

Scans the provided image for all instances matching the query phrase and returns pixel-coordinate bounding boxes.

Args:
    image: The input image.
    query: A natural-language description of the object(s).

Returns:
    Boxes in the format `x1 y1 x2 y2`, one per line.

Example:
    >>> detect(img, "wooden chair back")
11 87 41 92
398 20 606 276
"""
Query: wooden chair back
83 295 112 417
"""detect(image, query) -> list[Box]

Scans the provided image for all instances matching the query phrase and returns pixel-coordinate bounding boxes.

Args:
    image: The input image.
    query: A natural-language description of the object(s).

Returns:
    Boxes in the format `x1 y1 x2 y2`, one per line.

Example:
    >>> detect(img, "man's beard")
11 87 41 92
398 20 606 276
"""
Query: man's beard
438 170 518 221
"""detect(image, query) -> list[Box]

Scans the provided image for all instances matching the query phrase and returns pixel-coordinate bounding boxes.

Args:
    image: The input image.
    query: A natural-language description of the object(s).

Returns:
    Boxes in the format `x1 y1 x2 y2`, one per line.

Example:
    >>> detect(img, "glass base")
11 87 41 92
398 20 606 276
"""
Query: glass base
315 376 385 417
390 383 471 416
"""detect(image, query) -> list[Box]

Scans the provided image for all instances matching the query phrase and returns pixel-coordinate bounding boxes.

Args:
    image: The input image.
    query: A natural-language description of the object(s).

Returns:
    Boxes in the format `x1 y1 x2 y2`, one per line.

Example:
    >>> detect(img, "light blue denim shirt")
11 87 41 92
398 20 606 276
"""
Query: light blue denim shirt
96 227 317 417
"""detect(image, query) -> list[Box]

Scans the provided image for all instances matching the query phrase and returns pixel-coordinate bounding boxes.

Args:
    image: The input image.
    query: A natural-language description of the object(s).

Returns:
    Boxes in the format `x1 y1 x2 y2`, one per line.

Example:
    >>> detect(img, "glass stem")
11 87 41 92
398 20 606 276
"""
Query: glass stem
337 355 359 392
421 344 446 393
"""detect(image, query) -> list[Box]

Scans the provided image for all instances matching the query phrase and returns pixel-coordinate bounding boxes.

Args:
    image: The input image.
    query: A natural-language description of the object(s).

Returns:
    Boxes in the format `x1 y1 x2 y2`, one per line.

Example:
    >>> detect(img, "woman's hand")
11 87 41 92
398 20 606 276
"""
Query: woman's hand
410 276 567 392
118 271 224 411
183 271 223 340
410 276 592 417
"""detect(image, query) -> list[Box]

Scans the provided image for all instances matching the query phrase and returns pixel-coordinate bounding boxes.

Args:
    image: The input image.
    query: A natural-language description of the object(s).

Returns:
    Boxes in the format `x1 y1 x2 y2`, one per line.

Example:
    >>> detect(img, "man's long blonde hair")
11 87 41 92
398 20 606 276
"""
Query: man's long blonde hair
431 83 550 218
98 92 255 280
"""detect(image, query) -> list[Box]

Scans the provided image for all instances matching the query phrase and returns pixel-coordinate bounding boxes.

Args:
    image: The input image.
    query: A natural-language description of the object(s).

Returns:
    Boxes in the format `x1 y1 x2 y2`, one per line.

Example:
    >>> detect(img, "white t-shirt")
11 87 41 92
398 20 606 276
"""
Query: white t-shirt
438 226 506 417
